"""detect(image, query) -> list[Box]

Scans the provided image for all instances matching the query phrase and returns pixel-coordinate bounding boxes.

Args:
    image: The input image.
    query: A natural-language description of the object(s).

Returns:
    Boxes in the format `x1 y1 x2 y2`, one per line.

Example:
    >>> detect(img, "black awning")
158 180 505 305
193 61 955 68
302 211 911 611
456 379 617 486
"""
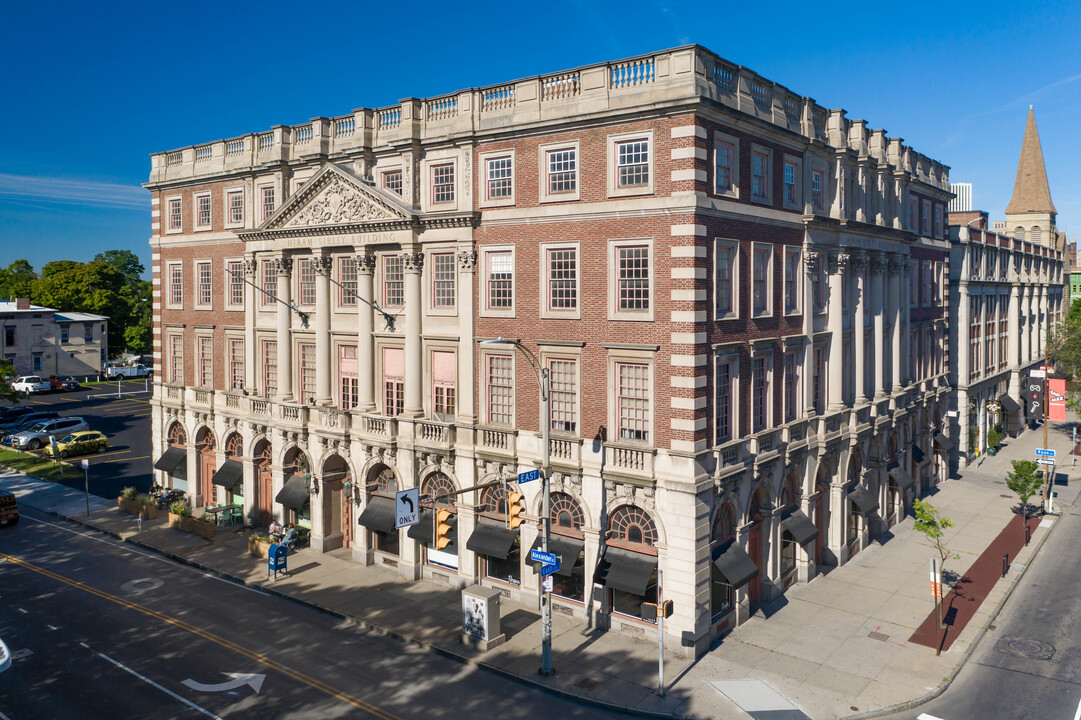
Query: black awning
933 433 954 452
780 509 819 547
529 533 585 577
999 394 1022 414
466 519 519 560
593 546 657 595
848 485 880 515
912 446 926 464
357 496 397 534
153 446 187 479
211 459 243 491
275 475 309 509
407 509 457 544
888 465 915 492
712 541 759 589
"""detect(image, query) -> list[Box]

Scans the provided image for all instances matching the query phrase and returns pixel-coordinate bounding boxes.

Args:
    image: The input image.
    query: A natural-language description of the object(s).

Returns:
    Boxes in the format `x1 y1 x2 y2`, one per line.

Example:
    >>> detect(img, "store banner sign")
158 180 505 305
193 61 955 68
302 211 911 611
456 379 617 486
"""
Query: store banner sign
1049 378 1067 421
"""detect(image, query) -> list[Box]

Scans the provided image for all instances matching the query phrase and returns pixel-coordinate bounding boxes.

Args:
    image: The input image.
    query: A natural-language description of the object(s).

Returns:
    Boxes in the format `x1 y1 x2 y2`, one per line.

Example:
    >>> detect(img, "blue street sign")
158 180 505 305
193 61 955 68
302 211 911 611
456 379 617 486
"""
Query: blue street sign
518 469 540 484
541 563 560 578
530 548 558 565
1035 448 1056 458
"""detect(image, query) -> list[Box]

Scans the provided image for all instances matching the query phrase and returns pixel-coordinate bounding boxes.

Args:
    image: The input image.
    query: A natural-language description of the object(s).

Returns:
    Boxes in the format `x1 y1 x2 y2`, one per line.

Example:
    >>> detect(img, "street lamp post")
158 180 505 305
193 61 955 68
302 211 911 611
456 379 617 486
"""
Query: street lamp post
480 337 553 676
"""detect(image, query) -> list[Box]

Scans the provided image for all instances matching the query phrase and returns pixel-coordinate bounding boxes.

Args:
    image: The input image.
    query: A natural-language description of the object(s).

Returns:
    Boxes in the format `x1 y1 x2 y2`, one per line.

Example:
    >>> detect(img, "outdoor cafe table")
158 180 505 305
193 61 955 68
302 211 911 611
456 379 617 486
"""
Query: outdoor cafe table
204 505 232 526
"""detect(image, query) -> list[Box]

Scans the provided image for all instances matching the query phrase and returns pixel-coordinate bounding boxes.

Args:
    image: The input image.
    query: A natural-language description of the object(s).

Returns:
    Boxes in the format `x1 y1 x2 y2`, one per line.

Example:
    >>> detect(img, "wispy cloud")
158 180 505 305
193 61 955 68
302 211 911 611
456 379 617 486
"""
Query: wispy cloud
0 173 148 210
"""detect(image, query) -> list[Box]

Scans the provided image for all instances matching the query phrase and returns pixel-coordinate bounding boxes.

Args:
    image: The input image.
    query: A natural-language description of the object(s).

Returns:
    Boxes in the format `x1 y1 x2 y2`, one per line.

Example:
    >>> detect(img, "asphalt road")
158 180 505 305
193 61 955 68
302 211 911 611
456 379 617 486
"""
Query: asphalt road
3 378 152 498
0 507 637 720
880 507 1081 720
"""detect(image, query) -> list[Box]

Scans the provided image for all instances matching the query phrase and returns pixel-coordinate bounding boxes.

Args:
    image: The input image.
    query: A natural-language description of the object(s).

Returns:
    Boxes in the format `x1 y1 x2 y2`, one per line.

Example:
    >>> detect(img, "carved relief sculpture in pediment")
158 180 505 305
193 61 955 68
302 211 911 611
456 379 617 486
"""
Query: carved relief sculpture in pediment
285 176 398 228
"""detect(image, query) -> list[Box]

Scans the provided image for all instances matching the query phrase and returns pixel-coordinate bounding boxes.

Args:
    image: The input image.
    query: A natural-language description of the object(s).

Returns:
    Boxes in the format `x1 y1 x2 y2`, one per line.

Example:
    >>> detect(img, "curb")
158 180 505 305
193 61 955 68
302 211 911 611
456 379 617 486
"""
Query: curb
49 507 681 720
840 510 1064 720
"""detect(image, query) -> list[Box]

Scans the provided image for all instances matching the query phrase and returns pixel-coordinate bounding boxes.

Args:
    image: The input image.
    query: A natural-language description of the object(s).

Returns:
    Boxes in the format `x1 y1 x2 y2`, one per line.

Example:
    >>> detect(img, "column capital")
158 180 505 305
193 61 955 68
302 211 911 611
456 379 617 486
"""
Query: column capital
869 255 886 276
457 250 478 272
273 257 293 275
848 252 866 272
312 255 333 274
827 253 849 274
887 256 904 276
243 258 257 276
804 249 822 273
399 251 424 273
355 252 377 274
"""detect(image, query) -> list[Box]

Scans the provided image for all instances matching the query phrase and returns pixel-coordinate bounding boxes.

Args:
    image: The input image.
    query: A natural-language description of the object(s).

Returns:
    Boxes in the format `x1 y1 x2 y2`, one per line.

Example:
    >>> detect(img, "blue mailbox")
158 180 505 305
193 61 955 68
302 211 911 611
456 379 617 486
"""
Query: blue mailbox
268 543 288 580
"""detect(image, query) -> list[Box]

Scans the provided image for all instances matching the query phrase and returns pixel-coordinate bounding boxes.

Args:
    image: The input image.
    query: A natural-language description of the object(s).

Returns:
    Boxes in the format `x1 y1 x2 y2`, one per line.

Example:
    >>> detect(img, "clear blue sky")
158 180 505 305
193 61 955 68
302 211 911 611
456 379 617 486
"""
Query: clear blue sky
2 0 1079 278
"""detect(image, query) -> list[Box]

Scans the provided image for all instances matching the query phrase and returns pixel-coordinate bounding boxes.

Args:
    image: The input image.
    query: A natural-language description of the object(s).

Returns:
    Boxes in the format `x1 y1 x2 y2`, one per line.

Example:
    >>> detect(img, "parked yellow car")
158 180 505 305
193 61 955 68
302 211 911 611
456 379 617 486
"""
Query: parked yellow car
44 431 109 459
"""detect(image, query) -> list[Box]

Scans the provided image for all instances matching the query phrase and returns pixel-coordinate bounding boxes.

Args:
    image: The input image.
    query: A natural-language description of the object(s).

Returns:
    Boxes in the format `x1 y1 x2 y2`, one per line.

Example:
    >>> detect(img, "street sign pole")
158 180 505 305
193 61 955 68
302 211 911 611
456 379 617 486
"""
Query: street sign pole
82 458 90 516
657 568 665 698
540 367 553 677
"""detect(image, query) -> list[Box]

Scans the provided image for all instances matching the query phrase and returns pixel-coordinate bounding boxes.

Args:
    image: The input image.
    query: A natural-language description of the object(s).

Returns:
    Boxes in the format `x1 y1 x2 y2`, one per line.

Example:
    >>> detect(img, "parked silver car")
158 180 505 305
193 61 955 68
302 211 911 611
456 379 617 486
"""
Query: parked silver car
10 417 89 450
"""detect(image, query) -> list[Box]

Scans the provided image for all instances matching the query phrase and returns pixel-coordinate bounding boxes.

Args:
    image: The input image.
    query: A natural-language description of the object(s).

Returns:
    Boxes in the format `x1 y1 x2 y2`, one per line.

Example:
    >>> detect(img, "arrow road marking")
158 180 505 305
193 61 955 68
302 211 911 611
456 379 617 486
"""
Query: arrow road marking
95 649 223 720
183 673 266 694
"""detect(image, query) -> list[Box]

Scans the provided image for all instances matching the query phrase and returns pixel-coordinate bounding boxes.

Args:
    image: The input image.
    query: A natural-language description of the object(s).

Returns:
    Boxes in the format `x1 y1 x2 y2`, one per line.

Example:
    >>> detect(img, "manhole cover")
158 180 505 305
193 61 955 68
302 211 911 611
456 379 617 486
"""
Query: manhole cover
995 636 1055 661
121 578 164 594
575 678 600 690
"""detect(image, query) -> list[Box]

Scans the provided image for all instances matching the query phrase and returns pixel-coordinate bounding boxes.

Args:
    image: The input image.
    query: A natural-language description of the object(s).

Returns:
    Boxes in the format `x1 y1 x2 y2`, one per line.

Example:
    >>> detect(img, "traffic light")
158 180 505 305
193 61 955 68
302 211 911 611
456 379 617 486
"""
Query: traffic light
507 490 524 530
435 509 453 550
641 600 674 622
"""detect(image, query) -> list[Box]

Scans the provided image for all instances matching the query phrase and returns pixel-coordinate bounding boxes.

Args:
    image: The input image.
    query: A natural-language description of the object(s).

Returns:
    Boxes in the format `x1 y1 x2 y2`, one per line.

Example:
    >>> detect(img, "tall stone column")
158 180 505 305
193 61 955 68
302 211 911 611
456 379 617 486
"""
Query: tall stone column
1008 285 1021 396
243 256 257 392
870 254 886 397
1039 287 1048 356
456 250 478 424
314 254 333 406
851 253 867 401
803 248 820 417
401 251 424 418
275 256 294 403
888 255 902 393
958 280 971 390
1024 286 1033 364
900 258 911 386
356 253 376 413
827 253 846 410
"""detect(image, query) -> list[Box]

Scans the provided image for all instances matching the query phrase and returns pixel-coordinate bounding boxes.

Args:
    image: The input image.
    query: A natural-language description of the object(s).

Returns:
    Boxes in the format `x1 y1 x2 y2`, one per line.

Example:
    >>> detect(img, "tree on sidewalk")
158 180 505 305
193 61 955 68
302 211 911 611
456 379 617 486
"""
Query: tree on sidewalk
913 499 959 636
1005 459 1044 524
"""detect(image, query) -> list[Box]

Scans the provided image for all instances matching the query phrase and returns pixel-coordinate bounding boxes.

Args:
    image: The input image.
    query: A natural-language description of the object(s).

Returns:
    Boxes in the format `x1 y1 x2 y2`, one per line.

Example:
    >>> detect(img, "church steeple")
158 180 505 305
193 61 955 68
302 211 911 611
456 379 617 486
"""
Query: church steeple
1005 106 1057 217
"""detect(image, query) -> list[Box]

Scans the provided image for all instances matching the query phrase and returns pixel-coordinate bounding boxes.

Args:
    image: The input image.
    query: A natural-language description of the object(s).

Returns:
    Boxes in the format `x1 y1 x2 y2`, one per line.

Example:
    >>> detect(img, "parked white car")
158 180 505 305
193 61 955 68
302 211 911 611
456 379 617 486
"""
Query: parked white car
11 376 50 394
10 417 89 450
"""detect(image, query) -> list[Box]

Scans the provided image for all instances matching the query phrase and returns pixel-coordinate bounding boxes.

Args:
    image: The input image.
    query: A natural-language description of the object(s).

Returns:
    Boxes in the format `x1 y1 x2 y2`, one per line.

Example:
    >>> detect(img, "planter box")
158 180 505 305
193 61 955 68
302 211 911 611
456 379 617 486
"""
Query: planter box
191 519 215 539
248 536 272 559
168 513 195 532
118 497 139 514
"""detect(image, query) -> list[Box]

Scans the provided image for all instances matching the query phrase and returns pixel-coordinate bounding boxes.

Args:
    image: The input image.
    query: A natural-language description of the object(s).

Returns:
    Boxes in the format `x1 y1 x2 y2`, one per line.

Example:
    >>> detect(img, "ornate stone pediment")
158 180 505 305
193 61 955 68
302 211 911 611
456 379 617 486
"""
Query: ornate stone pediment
260 163 412 232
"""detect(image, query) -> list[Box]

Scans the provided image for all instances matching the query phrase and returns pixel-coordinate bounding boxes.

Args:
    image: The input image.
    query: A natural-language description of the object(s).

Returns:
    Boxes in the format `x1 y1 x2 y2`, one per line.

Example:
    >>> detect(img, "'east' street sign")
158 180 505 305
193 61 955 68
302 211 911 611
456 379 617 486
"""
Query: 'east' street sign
395 488 420 529
1035 448 1055 458
518 469 540 484
541 563 560 578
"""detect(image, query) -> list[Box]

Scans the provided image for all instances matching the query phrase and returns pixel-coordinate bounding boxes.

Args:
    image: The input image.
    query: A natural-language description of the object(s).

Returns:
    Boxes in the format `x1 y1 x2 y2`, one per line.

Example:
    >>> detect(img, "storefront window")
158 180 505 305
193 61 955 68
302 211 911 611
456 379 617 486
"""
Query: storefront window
606 505 659 622
548 493 586 602
423 472 458 570
711 503 735 620
480 484 520 585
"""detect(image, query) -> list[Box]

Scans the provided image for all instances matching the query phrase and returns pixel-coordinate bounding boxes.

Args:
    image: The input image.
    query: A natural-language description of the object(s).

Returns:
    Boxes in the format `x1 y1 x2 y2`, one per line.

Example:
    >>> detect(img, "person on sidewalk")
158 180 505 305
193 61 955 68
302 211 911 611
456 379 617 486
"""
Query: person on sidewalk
280 523 297 553
269 519 283 543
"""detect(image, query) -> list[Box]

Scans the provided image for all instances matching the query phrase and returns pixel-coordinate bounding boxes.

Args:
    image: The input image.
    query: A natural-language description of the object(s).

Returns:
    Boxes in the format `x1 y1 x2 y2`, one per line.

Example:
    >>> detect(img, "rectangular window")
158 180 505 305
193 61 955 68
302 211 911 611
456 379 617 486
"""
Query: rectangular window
169 335 183 384
752 246 771 315
969 297 981 379
751 357 767 432
299 343 316 403
383 255 404 307
716 243 736 316
196 194 211 228
547 247 578 311
32 354 41 373
617 363 649 442
934 205 944 239
339 257 357 306
227 189 244 225
617 140 649 188
548 358 577 433
921 200 930 236
811 170 824 212
486 250 514 310
751 151 768 200
83 323 93 342
261 186 275 222
382 347 404 417
226 260 244 307
168 197 182 231
617 245 650 311
547 148 577 194
716 360 732 443
432 351 456 422
431 252 456 309
908 197 918 232
985 297 996 374
999 310 1008 371
382 170 402 196
339 345 358 411
783 162 797 206
487 355 513 426
262 341 277 397
298 259 316 306
715 141 733 193
60 325 69 344
169 263 183 306
260 260 276 307
486 156 513 200
228 338 244 390
198 336 213 388
3 326 13 346
812 262 825 312
431 164 455 204
813 347 825 415
196 261 212 307
784 353 797 422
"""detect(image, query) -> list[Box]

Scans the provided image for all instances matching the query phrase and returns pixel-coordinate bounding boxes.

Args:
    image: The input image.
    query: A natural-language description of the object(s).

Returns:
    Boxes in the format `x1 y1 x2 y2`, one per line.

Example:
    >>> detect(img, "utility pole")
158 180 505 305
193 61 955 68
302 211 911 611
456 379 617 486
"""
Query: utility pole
1043 341 1053 513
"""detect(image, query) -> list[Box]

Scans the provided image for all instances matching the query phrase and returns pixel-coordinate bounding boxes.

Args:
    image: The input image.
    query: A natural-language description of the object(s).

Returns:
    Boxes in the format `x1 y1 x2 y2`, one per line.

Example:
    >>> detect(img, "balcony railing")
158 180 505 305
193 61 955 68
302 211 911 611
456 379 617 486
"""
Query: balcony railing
478 427 516 457
361 414 396 440
250 399 271 417
606 443 654 480
416 419 455 449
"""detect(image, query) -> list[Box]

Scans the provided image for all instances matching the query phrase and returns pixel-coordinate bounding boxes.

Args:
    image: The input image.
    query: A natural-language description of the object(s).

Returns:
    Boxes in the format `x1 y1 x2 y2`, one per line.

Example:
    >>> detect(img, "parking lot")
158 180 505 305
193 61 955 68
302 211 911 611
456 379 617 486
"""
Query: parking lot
1 378 152 499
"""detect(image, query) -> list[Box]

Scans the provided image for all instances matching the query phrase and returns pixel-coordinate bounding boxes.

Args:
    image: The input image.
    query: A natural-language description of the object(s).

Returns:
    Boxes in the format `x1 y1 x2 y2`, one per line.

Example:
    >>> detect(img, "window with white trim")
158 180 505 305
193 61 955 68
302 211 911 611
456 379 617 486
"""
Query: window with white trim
716 241 737 318
167 197 182 231
548 358 577 434
617 139 649 188
382 347 404 417
546 246 578 313
260 260 276 307
339 345 358 411
921 200 931 236
226 260 243 308
228 338 244 390
751 148 771 202
196 261 212 307
169 334 183 384
783 352 798 422
486 156 513 200
934 205 944 239
339 257 357 307
168 262 183 307
382 170 402 196
783 158 801 210
548 148 577 194
714 136 737 196
260 186 275 222
907 196 918 232
383 255 404 308
197 336 213 388
484 250 514 312
227 189 244 226
751 245 771 316
751 356 768 432
813 346 825 414
262 340 277 397
299 343 316 403
617 244 650 312
195 194 211 229
430 252 456 310
431 350 456 422
811 170 825 213
431 163 455 204
715 357 733 443
297 259 315 307
783 247 800 314
616 362 649 442
486 354 513 426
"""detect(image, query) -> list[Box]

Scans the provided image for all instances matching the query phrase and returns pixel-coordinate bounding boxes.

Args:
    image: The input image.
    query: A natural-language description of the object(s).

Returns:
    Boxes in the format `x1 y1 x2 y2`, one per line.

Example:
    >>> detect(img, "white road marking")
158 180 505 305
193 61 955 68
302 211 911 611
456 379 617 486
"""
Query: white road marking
46 624 58 631
182 672 265 694
1073 694 1081 720
0 710 11 720
96 650 224 719
17 608 27 614
917 714 946 720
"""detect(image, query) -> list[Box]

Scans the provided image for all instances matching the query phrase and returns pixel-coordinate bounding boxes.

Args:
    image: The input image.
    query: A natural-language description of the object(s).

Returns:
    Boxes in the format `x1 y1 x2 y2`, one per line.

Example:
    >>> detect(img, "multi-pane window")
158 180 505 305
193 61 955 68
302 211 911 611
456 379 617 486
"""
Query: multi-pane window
751 151 768 200
716 243 736 316
298 259 316 306
752 246 770 315
617 245 650 311
783 248 800 314
486 157 513 199
715 142 733 193
196 195 211 228
985 296 996 374
812 261 826 312
715 360 732 443
262 341 277 397
169 263 183 306
999 303 1008 370
783 162 797 205
921 200 930 236
339 257 357 306
198 336 213 387
383 348 404 417
813 347 825 414
908 197 918 232
59 325 69 344
299 343 316 403
547 247 577 311
617 363 649 441
228 338 244 390
548 359 577 433
83 323 93 342
969 297 981 379
383 255 404 307
548 148 577 194
432 351 456 422
196 261 212 306
784 353 797 422
339 345 358 411
920 260 932 307
261 186 275 221
227 260 243 307
811 171 824 211
617 140 649 188
382 170 402 195
168 198 182 231
169 335 183 384
431 252 456 309
751 357 767 432
934 206 944 239
260 260 276 306
432 164 455 204
227 190 244 225
486 251 513 310
487 355 513 426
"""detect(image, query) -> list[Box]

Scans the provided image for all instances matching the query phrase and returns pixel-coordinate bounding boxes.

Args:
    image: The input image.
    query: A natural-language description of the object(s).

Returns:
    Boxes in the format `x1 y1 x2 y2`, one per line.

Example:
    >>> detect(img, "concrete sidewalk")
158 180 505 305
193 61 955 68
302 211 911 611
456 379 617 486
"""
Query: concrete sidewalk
1 417 1074 720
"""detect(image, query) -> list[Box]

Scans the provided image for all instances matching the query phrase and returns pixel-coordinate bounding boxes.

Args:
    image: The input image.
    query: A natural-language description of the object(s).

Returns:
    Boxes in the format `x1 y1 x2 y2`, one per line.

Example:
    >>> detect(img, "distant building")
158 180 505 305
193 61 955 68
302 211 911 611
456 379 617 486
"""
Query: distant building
949 183 972 213
1004 107 1058 248
0 298 109 376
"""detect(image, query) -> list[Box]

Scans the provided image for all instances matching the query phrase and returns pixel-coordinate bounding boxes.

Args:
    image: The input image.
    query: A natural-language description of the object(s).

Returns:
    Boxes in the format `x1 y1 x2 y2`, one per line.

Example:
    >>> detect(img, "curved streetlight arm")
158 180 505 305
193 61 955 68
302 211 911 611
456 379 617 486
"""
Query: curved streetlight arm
311 262 399 333
224 265 310 329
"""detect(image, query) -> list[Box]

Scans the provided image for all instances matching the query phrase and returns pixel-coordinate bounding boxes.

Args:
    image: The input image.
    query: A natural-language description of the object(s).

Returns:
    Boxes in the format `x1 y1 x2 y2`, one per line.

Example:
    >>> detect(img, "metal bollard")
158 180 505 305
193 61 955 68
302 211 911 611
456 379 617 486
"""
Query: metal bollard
1025 523 1031 546
1002 553 1009 577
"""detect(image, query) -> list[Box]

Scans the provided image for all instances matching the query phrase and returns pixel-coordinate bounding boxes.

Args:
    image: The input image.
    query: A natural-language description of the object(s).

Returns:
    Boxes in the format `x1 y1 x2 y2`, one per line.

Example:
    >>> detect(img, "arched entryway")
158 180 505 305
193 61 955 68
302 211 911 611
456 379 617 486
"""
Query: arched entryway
364 465 399 556
223 432 244 507
165 422 188 492
846 451 864 558
281 447 311 528
195 427 216 509
597 504 659 623
411 471 458 570
320 454 351 550
475 483 522 586
710 502 737 622
252 439 273 527
546 492 586 602
747 488 769 603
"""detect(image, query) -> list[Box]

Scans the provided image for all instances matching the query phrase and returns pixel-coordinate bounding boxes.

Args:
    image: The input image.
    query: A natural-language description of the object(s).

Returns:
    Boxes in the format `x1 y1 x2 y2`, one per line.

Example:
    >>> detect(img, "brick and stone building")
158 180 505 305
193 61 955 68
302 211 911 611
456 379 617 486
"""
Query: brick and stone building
1 298 108 377
147 45 953 656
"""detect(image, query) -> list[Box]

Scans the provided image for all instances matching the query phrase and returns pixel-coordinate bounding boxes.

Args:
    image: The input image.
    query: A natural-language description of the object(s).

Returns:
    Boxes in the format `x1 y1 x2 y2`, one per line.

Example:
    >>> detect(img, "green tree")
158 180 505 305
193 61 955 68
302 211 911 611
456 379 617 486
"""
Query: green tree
0 359 24 405
33 260 129 356
1005 459 1044 523
0 259 38 301
913 498 959 635
94 250 145 284
94 250 151 355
